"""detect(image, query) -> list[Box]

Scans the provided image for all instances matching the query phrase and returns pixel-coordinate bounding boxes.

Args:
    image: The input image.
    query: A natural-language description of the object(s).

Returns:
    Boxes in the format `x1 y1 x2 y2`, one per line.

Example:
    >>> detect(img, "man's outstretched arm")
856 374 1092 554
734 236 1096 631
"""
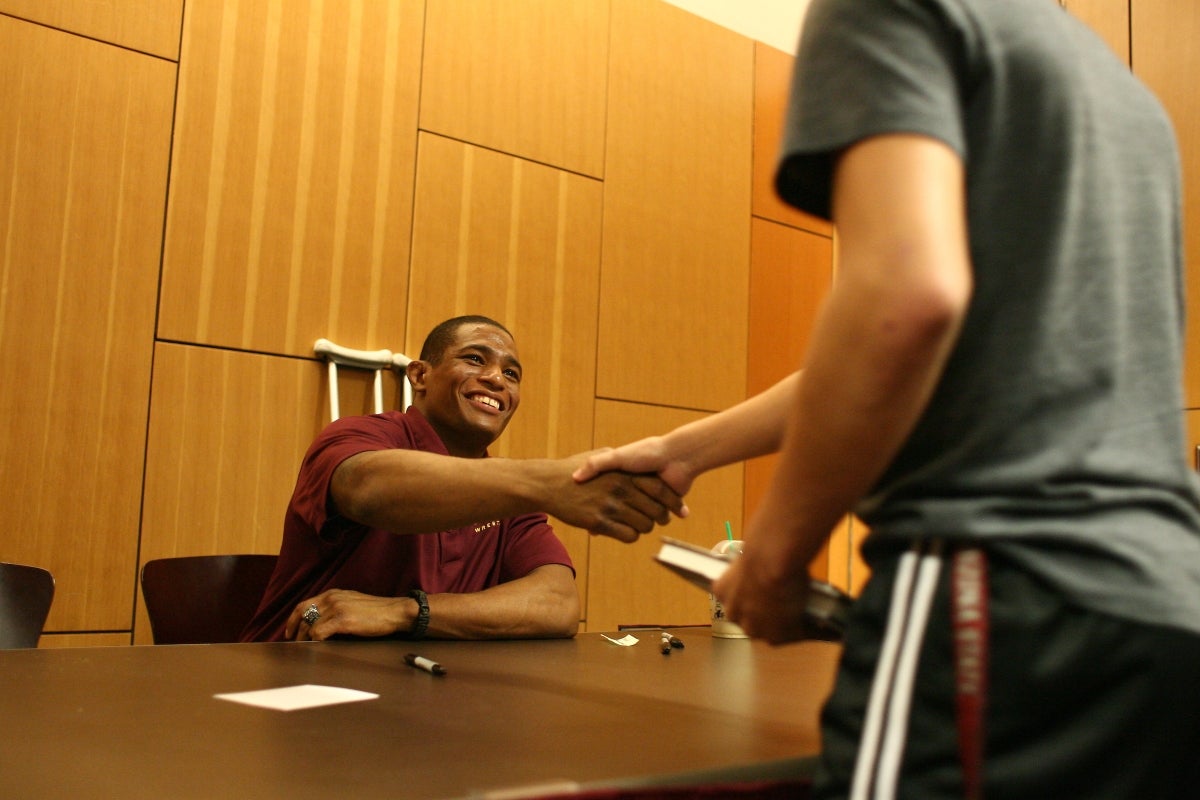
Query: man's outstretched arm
333 448 684 543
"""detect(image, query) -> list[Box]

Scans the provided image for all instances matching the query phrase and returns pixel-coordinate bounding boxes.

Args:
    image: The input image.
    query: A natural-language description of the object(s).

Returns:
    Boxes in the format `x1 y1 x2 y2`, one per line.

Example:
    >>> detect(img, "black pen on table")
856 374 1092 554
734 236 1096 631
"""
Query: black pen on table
405 653 447 676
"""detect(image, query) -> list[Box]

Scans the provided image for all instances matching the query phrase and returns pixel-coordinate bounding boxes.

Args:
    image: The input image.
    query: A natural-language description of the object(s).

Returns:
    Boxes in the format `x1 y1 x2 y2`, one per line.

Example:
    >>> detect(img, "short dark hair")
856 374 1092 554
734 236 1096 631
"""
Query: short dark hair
419 315 512 364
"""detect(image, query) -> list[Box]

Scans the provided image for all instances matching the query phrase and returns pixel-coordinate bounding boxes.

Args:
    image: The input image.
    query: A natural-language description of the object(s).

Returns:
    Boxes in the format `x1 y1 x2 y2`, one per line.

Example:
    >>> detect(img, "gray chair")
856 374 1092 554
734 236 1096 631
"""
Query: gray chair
140 554 278 644
0 562 55 649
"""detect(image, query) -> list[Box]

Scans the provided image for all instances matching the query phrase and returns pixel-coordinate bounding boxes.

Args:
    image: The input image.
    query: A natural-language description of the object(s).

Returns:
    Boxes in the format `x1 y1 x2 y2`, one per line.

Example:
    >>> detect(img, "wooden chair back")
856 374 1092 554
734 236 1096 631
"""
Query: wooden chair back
0 562 55 649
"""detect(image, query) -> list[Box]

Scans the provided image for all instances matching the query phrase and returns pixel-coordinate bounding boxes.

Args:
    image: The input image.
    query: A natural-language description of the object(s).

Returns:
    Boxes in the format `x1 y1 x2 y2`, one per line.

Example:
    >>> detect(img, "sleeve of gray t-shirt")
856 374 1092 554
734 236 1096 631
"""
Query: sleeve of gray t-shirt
775 0 970 219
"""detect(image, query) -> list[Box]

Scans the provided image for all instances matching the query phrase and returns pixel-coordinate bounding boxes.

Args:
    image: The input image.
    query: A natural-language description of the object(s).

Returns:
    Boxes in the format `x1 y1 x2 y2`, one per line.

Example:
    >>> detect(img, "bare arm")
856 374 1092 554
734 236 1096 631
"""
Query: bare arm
286 564 579 641
333 448 684 543
572 371 801 497
717 134 972 643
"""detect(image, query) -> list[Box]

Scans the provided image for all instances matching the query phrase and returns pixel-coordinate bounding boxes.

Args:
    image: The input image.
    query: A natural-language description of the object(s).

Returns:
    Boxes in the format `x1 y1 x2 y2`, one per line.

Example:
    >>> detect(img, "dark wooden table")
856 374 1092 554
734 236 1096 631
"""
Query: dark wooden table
0 628 839 799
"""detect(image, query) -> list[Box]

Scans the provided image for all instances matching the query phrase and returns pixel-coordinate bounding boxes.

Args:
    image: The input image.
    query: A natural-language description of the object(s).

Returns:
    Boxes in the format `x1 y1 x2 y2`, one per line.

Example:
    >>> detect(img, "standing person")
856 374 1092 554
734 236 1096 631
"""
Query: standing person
242 315 681 643
576 1 1200 797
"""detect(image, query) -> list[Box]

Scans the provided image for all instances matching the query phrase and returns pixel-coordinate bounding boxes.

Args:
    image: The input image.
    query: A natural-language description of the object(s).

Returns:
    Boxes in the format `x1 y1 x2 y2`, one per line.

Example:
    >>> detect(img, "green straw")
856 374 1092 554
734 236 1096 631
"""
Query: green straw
725 521 734 541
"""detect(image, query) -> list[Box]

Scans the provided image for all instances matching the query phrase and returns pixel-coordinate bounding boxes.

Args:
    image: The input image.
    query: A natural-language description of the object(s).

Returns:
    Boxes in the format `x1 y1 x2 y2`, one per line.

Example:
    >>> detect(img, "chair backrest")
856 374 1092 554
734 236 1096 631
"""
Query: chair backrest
140 555 278 644
0 562 55 649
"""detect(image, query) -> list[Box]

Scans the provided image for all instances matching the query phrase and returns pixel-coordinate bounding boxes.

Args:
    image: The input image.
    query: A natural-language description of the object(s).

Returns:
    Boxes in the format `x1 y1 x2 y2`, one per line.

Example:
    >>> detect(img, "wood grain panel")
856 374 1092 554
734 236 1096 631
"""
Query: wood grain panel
830 517 870 597
1064 0 1130 64
585 400 744 632
160 0 422 357
744 218 832 562
745 218 832 397
824 517 851 590
0 17 175 632
752 42 833 236
420 0 609 178
135 344 396 643
597 0 753 412
406 132 605 601
38 633 131 649
0 0 184 60
1133 0 1200 406
744 217 835 584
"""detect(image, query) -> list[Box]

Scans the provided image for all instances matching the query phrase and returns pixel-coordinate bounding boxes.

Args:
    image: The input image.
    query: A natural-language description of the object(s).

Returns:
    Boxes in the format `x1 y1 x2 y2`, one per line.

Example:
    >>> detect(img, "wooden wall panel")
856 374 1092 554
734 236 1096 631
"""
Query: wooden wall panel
1064 0 1130 64
159 0 422 357
0 0 184 60
0 17 175 632
586 400 744 631
745 219 832 398
1133 0 1200 407
743 218 834 581
752 42 832 236
825 518 852 590
406 132 606 592
38 633 131 649
420 0 609 178
134 344 393 643
596 0 753 413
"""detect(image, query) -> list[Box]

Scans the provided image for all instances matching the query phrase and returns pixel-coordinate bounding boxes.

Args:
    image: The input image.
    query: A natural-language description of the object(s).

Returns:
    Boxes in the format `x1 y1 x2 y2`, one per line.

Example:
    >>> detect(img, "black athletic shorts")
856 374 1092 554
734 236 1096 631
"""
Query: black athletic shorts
813 541 1200 800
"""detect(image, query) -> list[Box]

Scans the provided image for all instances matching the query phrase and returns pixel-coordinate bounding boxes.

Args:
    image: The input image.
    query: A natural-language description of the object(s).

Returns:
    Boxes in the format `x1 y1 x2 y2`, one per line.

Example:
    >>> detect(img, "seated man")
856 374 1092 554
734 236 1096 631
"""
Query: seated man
241 315 681 642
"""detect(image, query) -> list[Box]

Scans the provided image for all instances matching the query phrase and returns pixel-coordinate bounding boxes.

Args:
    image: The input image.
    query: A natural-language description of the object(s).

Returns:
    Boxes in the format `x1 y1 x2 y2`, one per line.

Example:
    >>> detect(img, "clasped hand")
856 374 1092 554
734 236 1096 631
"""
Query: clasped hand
551 449 687 542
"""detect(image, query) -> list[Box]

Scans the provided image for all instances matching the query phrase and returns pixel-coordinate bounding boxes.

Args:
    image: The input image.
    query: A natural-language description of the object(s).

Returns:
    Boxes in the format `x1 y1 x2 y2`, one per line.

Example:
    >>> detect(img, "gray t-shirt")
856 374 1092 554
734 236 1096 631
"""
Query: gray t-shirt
777 0 1200 633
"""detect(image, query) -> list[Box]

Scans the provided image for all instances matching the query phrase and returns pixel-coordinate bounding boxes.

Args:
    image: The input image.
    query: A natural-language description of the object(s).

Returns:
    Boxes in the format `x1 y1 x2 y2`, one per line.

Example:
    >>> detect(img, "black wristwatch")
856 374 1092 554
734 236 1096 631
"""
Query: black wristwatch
408 588 429 640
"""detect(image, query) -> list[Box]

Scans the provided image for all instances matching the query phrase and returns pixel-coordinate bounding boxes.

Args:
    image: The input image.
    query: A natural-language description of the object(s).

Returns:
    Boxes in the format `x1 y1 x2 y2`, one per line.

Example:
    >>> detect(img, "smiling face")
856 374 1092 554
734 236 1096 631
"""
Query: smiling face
407 322 523 457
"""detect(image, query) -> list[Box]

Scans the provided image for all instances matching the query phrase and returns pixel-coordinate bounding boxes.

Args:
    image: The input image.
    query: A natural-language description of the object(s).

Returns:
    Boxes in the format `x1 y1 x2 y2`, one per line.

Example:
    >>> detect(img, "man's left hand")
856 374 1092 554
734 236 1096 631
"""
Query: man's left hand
285 589 411 641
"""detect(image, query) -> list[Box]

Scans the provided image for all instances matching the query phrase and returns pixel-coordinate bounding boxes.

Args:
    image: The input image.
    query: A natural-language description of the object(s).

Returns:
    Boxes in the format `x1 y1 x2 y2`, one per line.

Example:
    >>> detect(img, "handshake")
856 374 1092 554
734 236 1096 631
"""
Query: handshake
540 441 690 543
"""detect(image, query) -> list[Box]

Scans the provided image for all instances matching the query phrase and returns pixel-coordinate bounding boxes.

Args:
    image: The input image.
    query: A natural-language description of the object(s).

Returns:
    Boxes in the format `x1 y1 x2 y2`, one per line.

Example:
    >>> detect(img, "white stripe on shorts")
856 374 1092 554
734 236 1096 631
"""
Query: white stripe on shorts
849 539 943 800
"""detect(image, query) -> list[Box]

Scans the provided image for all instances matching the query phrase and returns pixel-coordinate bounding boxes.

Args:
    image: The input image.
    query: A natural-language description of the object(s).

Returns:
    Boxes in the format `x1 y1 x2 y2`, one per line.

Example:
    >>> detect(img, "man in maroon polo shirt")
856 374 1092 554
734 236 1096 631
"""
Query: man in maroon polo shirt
241 315 681 642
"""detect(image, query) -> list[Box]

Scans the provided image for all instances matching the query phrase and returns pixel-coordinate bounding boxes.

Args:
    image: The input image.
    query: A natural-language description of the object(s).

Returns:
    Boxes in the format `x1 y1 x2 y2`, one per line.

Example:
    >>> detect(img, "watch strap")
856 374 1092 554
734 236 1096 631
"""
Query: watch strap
408 588 430 640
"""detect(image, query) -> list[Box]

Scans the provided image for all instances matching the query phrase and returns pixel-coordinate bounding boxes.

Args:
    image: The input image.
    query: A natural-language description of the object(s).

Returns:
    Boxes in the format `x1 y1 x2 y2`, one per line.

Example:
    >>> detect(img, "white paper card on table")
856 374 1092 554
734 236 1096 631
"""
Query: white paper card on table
214 684 379 711
600 634 639 646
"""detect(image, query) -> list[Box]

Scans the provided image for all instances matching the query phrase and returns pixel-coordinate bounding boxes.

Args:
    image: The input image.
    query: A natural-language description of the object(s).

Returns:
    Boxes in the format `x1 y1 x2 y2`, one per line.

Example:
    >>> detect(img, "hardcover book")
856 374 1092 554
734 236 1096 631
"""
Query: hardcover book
653 536 734 592
653 536 852 641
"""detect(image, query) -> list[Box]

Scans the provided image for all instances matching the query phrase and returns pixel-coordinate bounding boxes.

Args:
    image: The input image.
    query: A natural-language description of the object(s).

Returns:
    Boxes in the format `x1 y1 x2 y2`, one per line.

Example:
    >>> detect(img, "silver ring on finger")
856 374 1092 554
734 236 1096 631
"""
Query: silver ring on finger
302 603 320 626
